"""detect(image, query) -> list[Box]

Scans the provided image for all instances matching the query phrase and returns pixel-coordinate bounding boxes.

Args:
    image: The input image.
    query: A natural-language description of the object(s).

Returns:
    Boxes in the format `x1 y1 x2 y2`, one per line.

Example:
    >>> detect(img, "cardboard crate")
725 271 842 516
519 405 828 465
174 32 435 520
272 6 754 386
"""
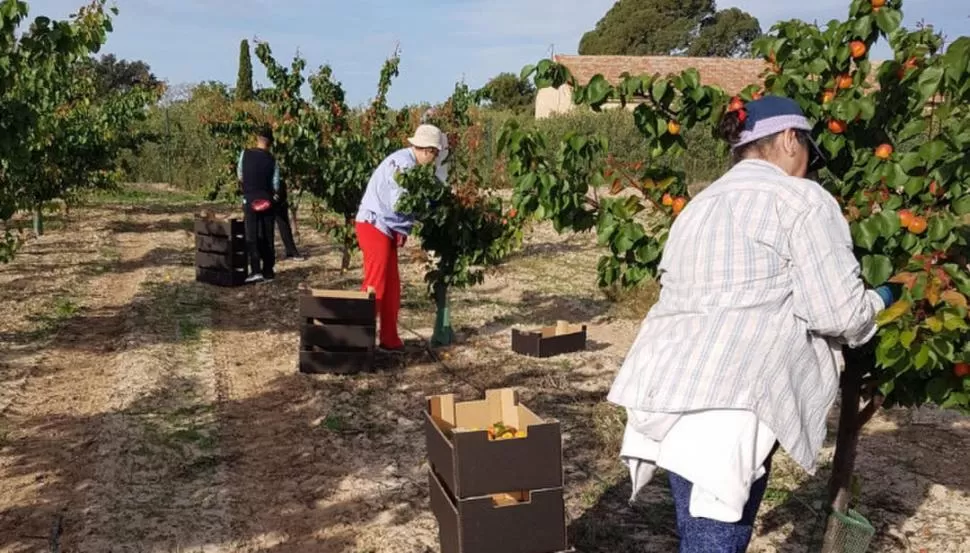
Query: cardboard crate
298 288 376 375
425 388 563 499
194 217 247 287
511 321 586 358
429 468 567 553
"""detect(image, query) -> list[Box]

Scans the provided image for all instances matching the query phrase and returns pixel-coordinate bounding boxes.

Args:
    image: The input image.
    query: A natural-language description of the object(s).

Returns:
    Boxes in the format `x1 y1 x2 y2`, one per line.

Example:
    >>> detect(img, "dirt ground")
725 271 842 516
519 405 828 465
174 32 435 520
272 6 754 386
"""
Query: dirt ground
1 184 968 553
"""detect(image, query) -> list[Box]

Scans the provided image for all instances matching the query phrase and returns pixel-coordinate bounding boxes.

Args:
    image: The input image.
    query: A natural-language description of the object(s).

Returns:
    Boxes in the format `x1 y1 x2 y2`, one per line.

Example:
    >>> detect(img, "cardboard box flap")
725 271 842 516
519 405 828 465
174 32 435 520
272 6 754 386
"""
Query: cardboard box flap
303 287 375 299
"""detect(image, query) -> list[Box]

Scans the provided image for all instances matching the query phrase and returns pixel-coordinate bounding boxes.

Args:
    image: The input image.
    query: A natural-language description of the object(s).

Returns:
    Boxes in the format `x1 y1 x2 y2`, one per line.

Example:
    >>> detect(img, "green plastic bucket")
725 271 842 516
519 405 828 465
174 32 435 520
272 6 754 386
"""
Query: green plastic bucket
826 509 875 553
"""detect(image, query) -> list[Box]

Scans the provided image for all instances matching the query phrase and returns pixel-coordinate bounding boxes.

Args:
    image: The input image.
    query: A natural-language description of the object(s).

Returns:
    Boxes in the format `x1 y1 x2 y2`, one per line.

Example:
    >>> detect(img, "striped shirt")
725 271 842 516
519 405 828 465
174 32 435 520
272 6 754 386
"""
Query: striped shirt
607 159 884 472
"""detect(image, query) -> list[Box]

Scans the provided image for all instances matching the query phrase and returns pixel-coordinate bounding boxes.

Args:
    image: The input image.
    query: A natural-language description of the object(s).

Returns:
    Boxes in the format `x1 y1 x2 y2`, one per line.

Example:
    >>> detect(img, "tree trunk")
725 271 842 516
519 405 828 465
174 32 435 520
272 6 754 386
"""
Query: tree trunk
341 216 353 272
820 351 883 553
33 206 43 237
431 282 454 347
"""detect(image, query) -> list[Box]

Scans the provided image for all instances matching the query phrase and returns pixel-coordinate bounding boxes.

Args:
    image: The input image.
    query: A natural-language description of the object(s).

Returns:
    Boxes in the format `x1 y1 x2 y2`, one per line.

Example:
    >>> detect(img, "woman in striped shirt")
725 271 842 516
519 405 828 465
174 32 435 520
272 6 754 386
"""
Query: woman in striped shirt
609 96 898 552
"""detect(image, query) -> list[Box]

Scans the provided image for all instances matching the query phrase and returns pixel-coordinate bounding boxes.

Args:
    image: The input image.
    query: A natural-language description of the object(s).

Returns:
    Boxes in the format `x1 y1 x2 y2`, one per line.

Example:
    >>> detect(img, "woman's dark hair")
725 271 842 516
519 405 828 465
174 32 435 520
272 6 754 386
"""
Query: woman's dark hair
718 109 812 163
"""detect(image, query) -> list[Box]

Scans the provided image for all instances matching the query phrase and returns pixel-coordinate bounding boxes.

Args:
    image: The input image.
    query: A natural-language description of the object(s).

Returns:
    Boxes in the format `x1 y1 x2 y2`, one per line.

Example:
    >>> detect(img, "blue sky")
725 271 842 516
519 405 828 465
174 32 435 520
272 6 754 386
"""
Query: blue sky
27 1 970 108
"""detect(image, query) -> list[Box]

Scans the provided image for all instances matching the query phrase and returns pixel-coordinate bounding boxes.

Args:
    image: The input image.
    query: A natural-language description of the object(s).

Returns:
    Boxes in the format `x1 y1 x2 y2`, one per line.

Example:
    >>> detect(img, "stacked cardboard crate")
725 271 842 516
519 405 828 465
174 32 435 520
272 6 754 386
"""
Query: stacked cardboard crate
194 217 247 287
425 388 567 553
298 288 376 375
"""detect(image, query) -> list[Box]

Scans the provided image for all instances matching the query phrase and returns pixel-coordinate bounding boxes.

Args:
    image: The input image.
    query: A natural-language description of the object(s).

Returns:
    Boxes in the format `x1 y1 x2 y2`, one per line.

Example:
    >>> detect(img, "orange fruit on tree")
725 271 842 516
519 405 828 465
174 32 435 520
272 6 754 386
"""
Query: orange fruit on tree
898 209 915 228
929 181 942 196
875 143 893 159
668 120 682 135
828 119 847 134
837 74 854 89
850 41 867 59
662 193 674 207
822 90 836 104
955 363 970 378
908 216 928 235
672 197 687 215
728 97 745 112
871 0 886 7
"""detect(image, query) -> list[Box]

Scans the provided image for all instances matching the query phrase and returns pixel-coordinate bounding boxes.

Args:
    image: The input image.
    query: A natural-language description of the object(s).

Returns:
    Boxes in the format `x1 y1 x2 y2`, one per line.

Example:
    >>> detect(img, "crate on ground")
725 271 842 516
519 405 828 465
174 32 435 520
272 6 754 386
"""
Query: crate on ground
425 388 563 499
425 388 567 553
511 320 587 358
298 287 376 375
194 217 247 287
429 468 567 553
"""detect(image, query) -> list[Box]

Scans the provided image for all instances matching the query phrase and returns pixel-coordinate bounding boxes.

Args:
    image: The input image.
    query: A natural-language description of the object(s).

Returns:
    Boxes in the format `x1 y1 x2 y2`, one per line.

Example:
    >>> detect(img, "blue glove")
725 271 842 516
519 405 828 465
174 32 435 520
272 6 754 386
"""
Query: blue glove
874 284 901 309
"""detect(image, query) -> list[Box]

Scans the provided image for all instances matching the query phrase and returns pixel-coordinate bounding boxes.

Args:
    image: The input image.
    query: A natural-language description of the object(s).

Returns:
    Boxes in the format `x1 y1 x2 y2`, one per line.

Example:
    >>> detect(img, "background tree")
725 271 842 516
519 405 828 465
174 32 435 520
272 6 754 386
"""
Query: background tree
0 0 138 260
480 72 536 114
236 39 254 102
578 0 761 58
688 7 763 57
80 53 161 97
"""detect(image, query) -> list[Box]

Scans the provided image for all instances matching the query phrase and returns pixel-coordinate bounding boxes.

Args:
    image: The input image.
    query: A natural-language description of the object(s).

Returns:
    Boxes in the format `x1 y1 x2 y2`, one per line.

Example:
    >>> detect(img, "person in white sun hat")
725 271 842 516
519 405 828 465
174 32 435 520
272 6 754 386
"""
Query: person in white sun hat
355 123 442 351
421 108 450 184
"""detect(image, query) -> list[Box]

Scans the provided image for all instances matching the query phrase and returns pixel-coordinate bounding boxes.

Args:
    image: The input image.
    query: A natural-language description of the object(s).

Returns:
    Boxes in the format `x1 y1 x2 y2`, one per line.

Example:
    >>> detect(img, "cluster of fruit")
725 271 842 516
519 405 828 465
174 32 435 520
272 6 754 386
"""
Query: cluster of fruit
898 209 928 235
488 422 528 440
661 193 687 216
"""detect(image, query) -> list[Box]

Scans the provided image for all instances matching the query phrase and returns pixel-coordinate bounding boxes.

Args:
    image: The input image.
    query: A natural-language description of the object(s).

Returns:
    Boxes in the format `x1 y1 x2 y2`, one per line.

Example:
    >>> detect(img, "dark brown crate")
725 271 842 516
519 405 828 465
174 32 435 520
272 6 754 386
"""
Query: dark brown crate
298 350 374 375
196 234 243 254
425 389 563 499
195 218 244 238
429 469 567 553
301 323 376 350
299 289 376 323
195 251 247 272
511 323 587 358
196 267 247 287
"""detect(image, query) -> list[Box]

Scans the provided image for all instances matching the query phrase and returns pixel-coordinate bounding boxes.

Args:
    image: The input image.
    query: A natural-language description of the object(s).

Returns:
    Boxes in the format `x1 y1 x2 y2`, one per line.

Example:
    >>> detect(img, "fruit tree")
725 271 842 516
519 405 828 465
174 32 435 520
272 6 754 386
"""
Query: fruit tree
307 49 410 271
0 0 131 261
748 0 970 547
396 83 523 345
507 0 970 547
500 62 726 288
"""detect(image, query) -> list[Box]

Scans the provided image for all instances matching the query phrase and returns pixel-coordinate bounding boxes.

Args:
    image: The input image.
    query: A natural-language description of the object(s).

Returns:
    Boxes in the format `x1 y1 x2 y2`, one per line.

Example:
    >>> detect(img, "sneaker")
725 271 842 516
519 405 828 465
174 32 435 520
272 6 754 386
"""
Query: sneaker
263 273 275 282
285 253 307 262
245 273 264 284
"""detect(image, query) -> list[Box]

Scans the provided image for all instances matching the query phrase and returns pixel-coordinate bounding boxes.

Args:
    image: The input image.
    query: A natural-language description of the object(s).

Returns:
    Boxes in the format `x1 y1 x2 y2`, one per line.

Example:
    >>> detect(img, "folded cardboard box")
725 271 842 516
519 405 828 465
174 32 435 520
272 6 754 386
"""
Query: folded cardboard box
511 321 587 358
425 388 563 499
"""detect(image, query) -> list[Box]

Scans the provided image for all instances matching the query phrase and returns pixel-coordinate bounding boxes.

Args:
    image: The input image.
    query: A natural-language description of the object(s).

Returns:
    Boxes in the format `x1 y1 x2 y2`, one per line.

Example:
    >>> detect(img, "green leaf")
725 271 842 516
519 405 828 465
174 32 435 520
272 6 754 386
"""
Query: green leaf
928 216 952 242
900 329 917 349
926 376 952 403
919 140 947 166
875 7 902 35
914 344 931 369
952 195 970 215
876 300 911 325
862 255 894 286
586 74 612 106
519 64 537 81
851 219 880 250
917 66 944 103
877 210 901 237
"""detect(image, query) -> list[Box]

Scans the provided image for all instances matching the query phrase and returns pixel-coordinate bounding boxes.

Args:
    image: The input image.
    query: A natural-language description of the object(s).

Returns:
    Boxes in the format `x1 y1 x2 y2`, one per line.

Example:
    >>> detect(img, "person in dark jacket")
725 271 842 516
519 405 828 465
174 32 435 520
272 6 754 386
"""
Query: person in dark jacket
273 178 305 261
236 127 279 283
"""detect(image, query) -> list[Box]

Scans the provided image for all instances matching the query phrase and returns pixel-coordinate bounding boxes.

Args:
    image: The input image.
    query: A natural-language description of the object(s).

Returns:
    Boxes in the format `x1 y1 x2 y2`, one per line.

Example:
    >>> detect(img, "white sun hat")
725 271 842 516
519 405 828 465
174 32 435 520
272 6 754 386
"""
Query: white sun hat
407 124 443 150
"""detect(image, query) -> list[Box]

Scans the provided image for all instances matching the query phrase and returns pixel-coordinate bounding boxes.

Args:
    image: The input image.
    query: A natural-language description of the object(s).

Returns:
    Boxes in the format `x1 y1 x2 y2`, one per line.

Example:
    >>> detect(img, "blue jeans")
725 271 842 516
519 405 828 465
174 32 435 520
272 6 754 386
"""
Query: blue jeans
667 452 774 553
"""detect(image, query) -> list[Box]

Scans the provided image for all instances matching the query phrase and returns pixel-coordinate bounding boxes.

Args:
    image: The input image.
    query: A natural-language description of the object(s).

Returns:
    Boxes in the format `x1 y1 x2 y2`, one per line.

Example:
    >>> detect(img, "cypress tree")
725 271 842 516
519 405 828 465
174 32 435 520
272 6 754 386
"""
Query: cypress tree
235 39 254 101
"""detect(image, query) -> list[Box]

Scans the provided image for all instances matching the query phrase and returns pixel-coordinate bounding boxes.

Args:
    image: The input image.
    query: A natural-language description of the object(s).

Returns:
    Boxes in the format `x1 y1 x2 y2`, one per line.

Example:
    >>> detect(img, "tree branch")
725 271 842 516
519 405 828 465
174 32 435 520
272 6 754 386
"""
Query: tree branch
857 394 885 429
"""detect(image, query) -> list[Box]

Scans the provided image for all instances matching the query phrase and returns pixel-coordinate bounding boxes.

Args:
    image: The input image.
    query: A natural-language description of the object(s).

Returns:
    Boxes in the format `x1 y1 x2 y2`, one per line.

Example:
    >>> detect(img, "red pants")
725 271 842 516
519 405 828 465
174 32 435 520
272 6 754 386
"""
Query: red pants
356 222 402 349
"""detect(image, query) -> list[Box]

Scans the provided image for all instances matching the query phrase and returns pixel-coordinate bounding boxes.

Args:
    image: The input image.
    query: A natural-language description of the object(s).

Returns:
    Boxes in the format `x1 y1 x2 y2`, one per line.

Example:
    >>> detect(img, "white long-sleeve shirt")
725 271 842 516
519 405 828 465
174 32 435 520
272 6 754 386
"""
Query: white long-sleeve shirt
608 159 884 472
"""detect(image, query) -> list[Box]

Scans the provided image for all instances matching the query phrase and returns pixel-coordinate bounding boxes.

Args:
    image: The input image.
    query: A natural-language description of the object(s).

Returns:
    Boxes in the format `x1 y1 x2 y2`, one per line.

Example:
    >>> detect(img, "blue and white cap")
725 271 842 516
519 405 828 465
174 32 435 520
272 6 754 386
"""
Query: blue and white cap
733 95 826 172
